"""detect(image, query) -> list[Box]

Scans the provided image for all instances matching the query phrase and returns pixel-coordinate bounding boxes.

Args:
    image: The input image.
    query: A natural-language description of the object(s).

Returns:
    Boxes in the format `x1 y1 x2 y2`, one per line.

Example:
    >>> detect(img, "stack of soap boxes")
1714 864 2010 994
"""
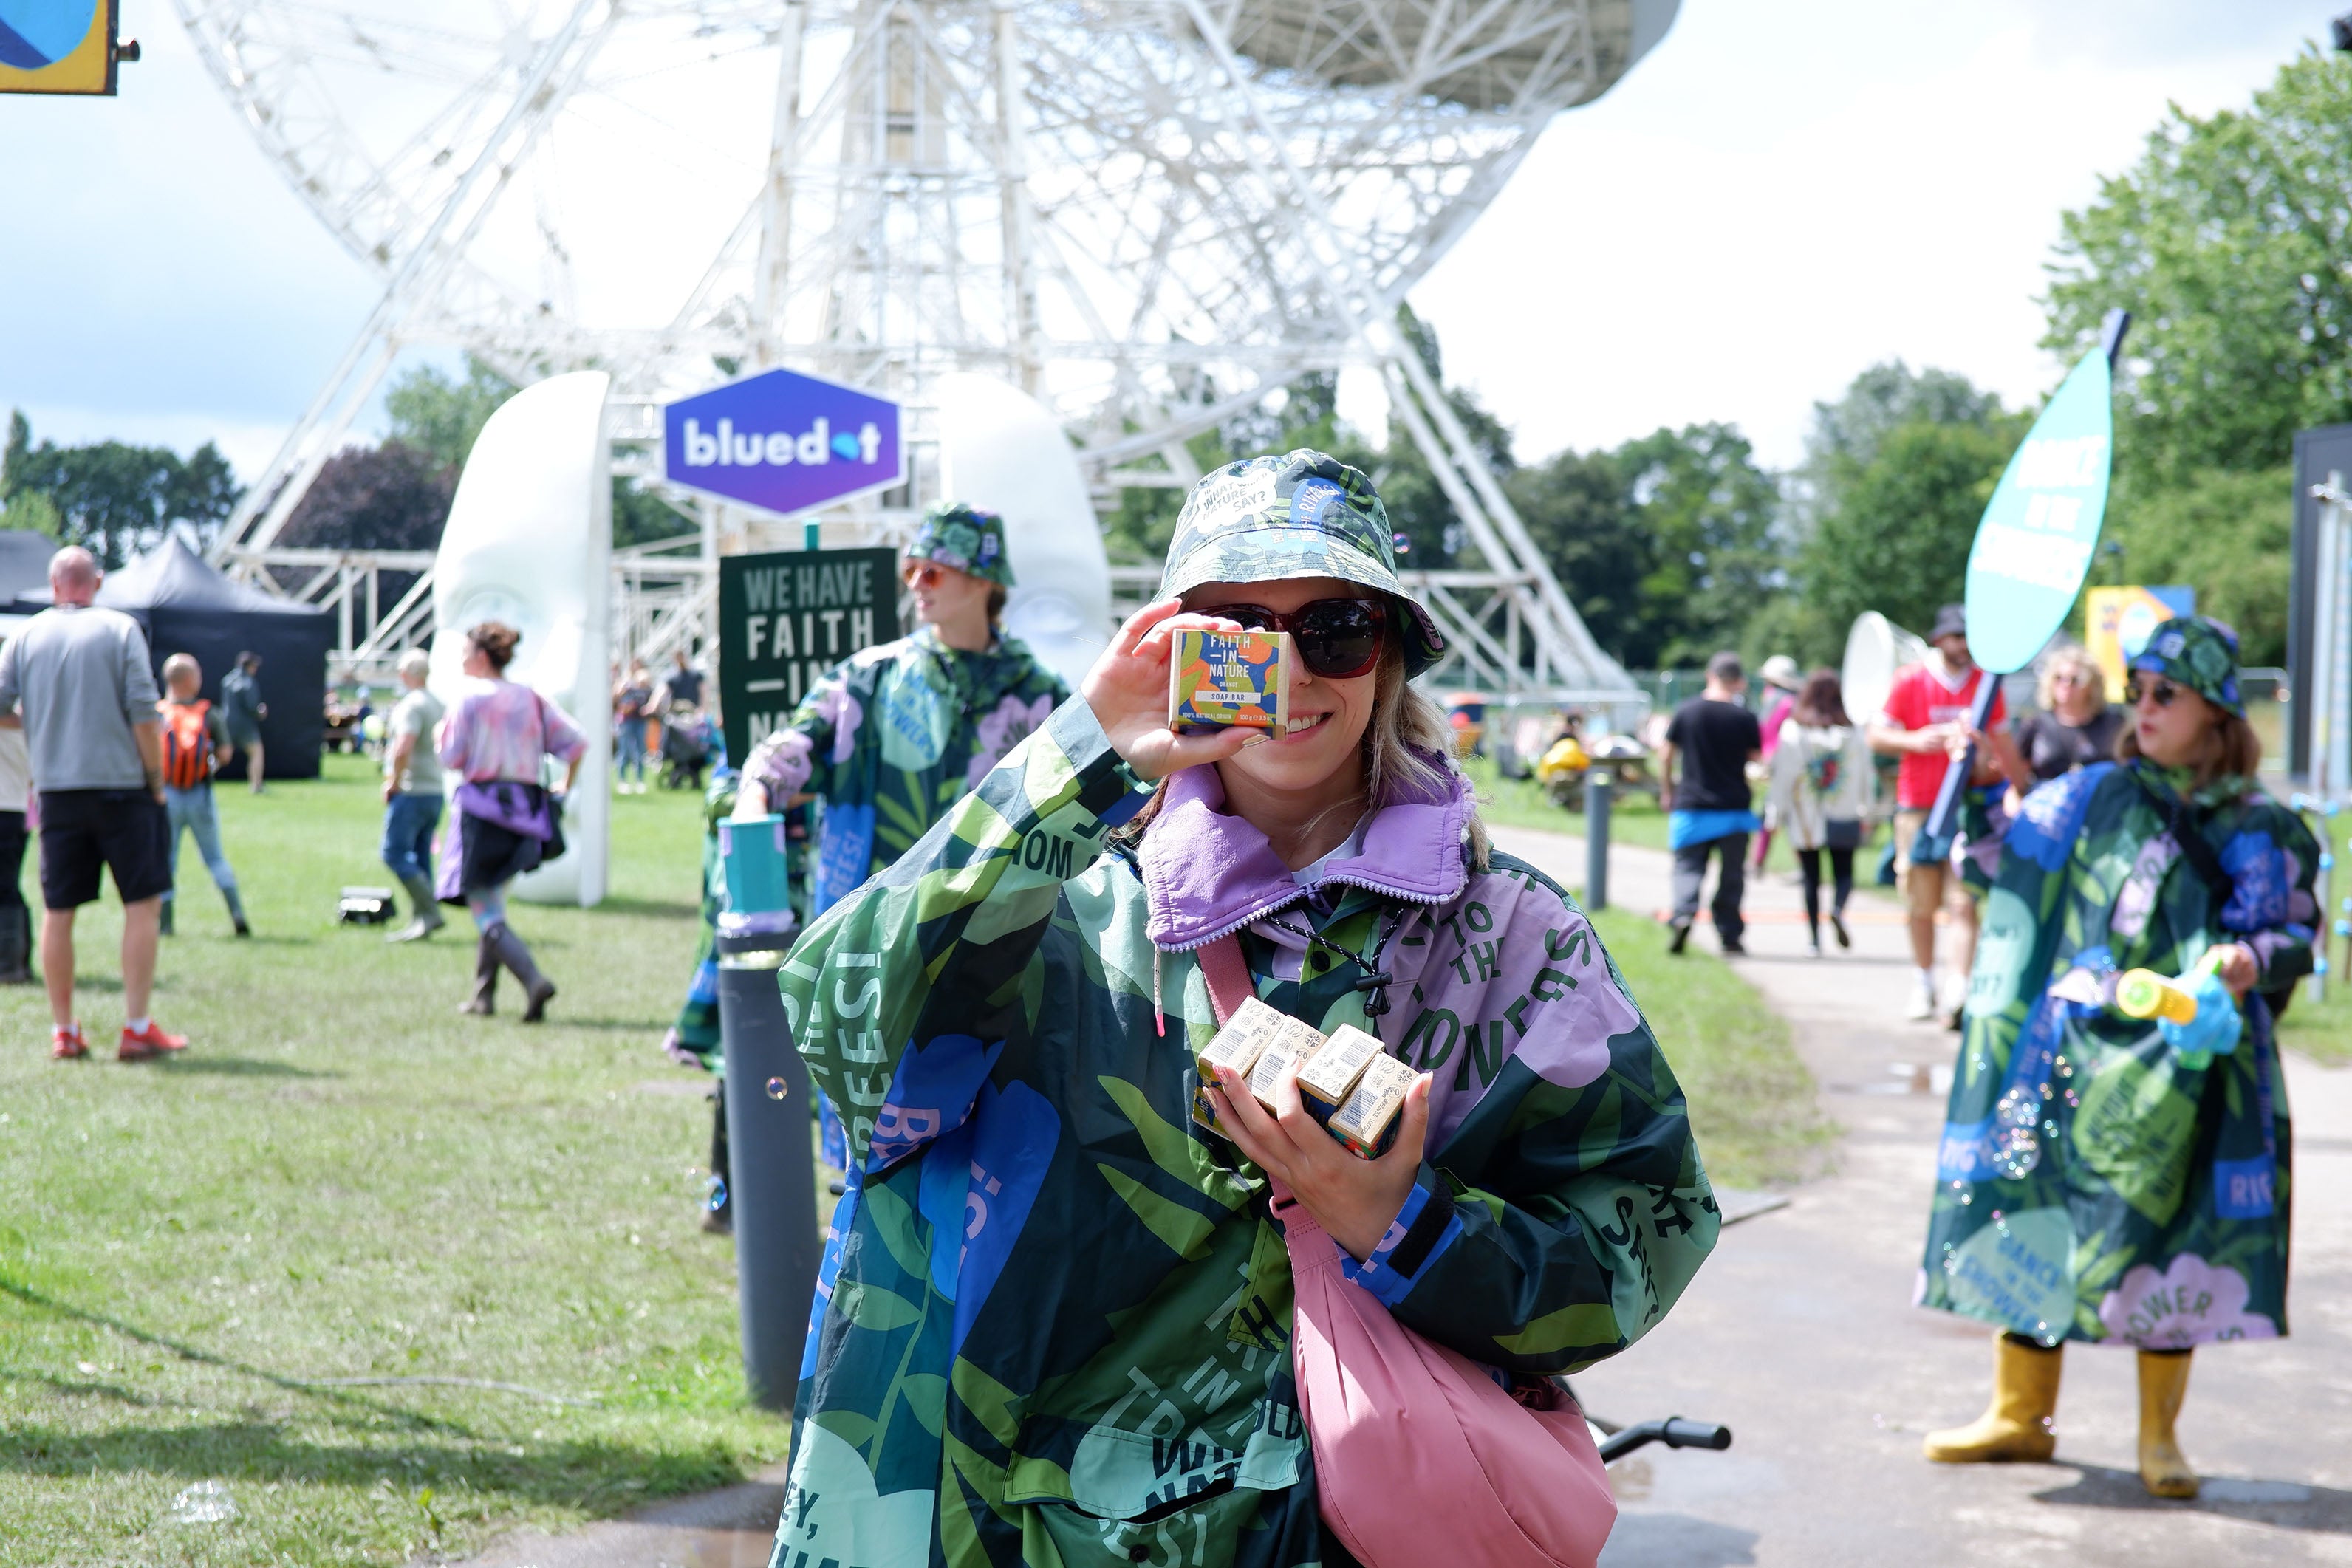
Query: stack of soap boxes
1192 996 1414 1159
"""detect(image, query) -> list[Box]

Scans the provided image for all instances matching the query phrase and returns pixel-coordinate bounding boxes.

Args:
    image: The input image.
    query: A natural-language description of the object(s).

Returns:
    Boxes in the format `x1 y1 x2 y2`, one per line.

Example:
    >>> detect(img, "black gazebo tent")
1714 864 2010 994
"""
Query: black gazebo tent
96 537 334 780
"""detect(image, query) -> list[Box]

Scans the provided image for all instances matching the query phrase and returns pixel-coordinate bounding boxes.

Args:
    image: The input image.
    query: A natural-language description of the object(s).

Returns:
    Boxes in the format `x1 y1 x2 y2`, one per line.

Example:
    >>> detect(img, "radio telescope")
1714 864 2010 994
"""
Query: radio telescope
179 0 1675 694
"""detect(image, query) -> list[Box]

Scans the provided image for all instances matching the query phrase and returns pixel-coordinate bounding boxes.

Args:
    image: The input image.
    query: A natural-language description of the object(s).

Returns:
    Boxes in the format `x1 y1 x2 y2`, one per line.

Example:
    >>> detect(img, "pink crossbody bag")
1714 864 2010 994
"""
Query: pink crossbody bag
1195 934 1615 1568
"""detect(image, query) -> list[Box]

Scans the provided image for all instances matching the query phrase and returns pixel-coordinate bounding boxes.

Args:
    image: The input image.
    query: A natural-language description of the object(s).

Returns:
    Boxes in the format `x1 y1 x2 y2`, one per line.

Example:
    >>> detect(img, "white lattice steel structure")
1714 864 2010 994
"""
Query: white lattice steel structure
180 0 1673 694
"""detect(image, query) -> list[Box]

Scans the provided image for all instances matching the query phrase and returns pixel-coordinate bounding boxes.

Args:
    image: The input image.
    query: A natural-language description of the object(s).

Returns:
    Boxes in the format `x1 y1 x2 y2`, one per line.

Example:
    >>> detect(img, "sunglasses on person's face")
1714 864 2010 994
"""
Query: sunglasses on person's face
902 561 951 589
1194 597 1388 679
2125 677 2181 709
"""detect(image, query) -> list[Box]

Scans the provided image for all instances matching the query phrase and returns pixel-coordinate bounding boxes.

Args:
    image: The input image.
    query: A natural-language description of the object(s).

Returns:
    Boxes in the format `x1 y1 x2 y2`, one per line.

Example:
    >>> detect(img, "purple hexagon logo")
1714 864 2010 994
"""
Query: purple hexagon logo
663 368 905 517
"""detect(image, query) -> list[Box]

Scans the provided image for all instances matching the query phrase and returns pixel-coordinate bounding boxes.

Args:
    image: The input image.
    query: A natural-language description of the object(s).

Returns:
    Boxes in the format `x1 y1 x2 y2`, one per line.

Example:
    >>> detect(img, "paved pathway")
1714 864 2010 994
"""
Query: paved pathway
434 827 2352 1567
1488 824 2352 1568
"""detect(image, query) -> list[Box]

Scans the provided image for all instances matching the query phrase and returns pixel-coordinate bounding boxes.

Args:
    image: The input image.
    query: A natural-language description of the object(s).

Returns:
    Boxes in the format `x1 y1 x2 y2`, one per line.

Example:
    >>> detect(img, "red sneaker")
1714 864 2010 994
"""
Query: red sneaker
50 1024 89 1061
118 1021 188 1061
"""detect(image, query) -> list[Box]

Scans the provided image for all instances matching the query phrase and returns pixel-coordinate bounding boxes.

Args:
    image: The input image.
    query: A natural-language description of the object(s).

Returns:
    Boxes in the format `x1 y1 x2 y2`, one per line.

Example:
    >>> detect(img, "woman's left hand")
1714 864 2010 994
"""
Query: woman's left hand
2215 941 2260 999
1209 1061 1432 1262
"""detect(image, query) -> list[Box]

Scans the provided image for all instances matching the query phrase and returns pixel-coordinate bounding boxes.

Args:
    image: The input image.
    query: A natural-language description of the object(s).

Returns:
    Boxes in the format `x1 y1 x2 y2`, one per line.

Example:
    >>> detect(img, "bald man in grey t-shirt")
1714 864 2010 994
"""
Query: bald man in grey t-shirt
0 547 185 1061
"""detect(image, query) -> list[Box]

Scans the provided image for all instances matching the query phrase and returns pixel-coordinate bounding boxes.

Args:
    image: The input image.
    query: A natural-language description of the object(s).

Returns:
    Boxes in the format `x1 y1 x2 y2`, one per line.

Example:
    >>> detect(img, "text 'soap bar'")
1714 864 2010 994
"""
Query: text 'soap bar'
0 0 138 96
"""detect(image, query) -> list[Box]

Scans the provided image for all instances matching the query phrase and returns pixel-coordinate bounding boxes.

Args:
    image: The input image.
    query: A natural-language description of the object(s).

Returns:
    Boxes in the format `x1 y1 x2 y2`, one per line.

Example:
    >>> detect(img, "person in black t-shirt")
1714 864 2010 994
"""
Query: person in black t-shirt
2010 642 2122 787
662 649 705 713
1658 650 1764 955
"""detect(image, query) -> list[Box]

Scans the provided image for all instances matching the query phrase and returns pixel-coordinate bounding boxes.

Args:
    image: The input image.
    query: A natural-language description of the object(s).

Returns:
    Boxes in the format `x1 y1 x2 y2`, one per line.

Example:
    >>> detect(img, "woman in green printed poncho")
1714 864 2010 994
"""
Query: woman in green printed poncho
1918 616 2314 1500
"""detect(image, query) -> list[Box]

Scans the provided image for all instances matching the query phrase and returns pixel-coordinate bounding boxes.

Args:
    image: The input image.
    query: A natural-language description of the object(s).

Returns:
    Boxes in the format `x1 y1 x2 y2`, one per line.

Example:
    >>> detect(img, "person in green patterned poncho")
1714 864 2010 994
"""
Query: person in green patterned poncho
734 501 1071 917
768 451 1718 1568
1918 615 2315 1501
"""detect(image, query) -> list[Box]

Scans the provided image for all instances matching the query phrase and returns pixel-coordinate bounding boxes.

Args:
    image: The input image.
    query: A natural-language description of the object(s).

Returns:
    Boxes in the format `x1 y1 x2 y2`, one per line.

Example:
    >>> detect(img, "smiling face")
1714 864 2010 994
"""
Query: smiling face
1183 575 1381 801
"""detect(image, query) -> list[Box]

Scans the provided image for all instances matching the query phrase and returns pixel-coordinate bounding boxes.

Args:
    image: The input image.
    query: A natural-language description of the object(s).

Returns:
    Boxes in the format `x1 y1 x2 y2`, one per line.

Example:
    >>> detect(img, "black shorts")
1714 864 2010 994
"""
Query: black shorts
39 789 171 910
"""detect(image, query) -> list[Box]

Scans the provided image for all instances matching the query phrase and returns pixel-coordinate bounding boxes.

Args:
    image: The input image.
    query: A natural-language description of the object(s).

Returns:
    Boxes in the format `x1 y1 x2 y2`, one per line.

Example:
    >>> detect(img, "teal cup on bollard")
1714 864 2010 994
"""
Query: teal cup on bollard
716 817 816 1412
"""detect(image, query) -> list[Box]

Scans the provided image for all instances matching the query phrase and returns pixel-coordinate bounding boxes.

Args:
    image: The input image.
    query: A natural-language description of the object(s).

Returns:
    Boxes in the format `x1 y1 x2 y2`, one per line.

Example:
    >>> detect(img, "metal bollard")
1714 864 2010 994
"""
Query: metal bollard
717 922 818 1411
1584 767 1612 912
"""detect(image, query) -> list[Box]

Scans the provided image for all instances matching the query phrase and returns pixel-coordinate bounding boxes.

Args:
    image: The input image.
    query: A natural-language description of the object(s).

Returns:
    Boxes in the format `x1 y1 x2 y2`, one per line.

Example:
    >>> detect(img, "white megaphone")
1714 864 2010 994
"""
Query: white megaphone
429 370 612 906
931 372 1112 692
1841 611 1930 730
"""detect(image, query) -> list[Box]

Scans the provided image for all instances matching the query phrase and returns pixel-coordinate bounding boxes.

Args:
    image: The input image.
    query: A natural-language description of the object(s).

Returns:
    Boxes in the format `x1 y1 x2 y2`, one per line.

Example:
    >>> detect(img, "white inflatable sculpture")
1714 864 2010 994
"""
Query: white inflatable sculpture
430 371 612 906
934 372 1112 691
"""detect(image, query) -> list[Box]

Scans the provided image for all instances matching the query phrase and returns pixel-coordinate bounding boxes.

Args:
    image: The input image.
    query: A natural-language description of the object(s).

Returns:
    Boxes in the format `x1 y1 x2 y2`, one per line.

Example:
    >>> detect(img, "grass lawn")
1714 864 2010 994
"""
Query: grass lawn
2277 974 2352 1068
0 754 781 1567
1589 909 1833 1192
0 751 1832 1566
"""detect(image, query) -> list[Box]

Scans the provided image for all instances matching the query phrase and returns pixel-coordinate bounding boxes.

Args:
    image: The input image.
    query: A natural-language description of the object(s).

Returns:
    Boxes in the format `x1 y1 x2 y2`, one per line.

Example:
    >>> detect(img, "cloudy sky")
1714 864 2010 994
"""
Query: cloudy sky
0 0 2336 481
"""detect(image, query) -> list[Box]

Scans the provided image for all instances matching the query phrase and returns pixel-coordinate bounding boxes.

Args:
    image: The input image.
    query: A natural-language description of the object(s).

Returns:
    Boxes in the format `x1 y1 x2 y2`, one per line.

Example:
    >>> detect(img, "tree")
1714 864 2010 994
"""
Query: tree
2044 49 2352 487
280 442 456 552
1509 446 1659 664
2103 467 2292 667
1793 415 2026 663
1 418 245 567
1615 423 1782 667
384 357 518 474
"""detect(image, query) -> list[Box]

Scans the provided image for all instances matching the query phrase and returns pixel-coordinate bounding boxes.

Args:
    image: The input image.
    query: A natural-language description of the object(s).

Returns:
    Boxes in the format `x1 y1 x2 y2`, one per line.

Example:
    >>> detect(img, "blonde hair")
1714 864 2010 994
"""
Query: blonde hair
1122 634 1491 869
2036 640 2100 711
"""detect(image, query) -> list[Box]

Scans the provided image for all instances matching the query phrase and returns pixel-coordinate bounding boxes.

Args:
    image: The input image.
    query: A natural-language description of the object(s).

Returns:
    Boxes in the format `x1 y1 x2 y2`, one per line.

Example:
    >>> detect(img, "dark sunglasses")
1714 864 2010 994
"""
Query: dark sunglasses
1195 597 1388 679
2124 677 2181 709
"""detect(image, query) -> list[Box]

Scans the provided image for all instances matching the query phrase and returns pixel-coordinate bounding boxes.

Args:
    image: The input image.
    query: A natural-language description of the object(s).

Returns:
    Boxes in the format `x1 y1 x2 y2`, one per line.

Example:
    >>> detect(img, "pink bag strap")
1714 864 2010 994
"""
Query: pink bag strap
1197 933 1326 1244
1197 932 1254 1027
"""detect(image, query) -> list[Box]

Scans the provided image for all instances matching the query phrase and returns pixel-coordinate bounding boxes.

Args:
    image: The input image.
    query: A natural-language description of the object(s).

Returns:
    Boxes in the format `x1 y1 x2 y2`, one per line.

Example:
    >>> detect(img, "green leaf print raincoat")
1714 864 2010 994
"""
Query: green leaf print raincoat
745 626 1072 919
1918 761 2316 1346
771 699 1718 1568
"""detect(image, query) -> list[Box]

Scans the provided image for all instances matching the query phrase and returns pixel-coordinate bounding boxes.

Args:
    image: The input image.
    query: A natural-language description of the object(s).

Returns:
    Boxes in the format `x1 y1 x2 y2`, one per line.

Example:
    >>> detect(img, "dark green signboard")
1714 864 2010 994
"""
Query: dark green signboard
718 547 900 766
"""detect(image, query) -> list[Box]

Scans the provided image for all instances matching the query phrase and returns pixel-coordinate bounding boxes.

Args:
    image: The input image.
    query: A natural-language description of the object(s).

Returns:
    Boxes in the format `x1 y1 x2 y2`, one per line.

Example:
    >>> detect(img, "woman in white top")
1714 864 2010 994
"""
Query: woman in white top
1766 668 1874 956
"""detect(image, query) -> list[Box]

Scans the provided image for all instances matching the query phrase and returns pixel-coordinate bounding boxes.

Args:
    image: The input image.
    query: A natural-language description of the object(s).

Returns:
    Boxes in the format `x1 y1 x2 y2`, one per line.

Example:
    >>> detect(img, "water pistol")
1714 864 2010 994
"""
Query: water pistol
2113 951 2240 1068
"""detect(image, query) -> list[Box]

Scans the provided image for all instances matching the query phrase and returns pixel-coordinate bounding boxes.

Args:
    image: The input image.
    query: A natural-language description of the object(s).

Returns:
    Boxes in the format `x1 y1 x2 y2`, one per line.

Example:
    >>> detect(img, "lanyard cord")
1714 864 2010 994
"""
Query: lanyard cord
1260 905 1414 1016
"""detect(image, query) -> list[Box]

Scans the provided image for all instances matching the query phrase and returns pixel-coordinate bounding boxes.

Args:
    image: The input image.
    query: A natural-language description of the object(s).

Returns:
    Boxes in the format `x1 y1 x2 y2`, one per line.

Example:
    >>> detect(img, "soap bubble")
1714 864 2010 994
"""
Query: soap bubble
1992 1127 2040 1179
1995 1088 2037 1129
765 1076 789 1100
707 1178 728 1212
168 1481 236 1524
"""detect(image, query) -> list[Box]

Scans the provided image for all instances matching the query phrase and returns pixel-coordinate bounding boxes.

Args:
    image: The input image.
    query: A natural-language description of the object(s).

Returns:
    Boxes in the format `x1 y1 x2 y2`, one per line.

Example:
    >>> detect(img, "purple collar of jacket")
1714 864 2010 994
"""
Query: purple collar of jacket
1138 758 1474 952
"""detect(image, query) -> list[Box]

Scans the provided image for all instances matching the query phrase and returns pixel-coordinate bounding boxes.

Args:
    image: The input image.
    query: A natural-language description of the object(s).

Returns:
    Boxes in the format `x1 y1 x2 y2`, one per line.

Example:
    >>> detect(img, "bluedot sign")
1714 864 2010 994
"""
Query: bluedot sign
663 368 904 518
0 0 120 94
1963 345 2118 676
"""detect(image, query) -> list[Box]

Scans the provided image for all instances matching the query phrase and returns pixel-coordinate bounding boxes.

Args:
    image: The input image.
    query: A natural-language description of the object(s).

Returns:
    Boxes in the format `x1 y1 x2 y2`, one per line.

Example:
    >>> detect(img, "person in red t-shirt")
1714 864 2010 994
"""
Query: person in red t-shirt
1867 604 2032 1023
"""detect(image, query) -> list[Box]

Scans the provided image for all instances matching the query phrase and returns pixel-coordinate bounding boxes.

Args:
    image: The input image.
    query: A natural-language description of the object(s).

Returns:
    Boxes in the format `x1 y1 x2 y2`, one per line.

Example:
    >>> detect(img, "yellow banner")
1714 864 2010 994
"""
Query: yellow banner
2085 586 2196 701
0 1 116 96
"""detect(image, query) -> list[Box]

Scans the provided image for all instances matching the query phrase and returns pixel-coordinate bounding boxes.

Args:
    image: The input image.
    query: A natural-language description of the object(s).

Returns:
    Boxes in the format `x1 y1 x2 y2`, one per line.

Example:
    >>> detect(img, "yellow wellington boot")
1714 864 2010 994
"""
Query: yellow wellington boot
1923 1333 2062 1463
2137 1350 2199 1499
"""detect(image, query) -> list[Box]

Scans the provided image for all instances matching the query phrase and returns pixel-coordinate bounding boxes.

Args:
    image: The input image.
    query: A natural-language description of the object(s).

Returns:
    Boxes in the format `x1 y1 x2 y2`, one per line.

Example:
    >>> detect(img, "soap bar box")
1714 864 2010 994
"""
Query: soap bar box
1296 1024 1386 1122
1169 628 1292 734
1327 1053 1415 1159
1191 999 1324 1137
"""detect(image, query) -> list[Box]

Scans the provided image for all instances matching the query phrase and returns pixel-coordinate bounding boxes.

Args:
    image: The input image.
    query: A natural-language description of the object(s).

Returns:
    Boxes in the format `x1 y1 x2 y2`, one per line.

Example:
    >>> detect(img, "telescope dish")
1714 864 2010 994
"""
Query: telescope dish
1220 0 1678 112
1841 611 1929 730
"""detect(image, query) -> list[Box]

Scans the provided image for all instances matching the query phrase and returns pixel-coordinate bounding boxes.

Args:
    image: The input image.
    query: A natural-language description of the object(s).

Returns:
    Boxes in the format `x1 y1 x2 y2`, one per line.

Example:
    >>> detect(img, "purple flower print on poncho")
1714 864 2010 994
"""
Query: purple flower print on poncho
966 692 1057 787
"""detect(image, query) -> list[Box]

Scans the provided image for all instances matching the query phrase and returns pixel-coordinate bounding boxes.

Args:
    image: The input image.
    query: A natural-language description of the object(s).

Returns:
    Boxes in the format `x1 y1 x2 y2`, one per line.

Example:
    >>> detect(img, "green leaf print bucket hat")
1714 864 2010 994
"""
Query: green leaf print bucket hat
2127 614 2244 719
908 501 1016 588
1160 449 1447 677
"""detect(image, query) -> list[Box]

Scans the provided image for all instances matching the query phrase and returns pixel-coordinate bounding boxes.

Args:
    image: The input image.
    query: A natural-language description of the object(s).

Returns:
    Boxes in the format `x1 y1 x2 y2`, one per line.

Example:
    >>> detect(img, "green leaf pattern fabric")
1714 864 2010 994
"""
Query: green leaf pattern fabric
1918 761 2315 1347
769 699 1717 1567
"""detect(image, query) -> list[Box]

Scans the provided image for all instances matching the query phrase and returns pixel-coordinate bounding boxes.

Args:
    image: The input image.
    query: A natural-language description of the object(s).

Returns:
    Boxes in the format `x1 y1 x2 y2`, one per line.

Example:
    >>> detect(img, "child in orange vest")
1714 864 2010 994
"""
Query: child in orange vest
158 654 250 938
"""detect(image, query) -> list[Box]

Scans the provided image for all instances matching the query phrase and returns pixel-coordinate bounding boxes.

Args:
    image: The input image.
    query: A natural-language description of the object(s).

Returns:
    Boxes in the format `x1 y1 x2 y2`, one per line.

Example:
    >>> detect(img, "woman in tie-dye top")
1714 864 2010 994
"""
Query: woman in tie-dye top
768 452 1717 1568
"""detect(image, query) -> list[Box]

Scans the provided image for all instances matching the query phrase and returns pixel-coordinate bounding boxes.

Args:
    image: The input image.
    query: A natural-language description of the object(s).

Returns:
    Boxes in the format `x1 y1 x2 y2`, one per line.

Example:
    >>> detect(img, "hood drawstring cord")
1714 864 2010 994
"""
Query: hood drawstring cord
1152 946 1165 1037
